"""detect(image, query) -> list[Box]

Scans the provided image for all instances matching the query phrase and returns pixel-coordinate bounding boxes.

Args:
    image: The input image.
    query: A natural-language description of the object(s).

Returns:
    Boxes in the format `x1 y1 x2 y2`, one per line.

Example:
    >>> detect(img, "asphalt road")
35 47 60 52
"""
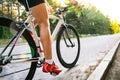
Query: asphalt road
0 34 120 80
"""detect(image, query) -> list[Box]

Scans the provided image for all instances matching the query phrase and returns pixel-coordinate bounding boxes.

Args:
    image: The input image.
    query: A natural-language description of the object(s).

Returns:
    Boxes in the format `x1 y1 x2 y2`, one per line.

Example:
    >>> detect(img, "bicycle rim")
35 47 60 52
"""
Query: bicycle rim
0 17 38 80
56 25 80 68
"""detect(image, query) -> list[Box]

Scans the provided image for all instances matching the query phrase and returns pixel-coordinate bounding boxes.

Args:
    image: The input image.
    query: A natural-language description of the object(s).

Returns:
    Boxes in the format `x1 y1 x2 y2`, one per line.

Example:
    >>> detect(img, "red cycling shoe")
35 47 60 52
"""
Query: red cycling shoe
42 62 62 74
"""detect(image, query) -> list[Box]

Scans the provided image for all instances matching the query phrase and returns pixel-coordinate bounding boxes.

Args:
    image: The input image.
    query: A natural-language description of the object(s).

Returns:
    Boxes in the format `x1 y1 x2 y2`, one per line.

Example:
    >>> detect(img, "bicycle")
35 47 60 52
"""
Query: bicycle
0 4 80 80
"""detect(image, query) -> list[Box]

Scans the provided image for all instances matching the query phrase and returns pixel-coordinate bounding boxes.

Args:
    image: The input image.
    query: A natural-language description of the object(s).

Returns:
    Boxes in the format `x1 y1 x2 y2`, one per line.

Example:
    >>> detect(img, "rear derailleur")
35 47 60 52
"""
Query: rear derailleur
0 56 12 66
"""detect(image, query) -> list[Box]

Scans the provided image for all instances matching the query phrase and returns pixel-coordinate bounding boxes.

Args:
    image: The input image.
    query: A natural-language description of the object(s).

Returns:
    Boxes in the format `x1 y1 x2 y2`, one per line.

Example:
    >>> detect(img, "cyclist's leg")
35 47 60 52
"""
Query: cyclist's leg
28 1 62 74
31 3 52 60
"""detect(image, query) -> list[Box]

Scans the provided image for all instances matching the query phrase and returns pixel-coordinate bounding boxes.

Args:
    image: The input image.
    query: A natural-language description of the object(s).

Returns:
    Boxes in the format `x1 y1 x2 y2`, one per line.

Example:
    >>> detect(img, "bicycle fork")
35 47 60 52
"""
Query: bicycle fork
62 25 75 47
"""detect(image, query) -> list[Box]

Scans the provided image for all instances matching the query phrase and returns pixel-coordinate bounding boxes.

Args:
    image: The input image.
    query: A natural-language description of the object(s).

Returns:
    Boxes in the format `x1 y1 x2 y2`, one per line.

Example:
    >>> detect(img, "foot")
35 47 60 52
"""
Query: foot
42 62 62 74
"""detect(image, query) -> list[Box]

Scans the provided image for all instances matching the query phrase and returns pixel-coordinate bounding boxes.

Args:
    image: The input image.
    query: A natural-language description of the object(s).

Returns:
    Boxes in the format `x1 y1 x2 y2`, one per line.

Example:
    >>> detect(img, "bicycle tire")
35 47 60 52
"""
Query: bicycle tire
56 24 80 68
0 17 38 80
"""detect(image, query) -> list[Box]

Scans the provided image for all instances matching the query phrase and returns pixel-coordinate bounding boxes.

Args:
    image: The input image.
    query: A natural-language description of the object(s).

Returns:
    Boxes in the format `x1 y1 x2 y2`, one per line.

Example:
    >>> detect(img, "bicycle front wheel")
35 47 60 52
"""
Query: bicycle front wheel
0 17 39 80
56 24 80 68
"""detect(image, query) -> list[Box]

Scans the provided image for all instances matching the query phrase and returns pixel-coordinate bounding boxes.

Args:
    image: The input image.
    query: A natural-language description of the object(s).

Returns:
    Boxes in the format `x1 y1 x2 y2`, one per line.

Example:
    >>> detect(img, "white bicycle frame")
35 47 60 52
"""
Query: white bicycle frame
24 12 65 54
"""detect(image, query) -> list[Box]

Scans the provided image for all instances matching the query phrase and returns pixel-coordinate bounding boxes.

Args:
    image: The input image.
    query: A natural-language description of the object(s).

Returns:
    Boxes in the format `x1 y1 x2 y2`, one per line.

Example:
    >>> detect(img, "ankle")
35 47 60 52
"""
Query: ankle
45 59 53 64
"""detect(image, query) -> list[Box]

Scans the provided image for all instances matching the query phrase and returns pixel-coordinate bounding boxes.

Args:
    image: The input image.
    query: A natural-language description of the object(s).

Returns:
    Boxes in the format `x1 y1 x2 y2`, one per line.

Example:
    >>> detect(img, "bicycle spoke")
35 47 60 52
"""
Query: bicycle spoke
3 53 30 57
0 68 30 77
11 57 39 63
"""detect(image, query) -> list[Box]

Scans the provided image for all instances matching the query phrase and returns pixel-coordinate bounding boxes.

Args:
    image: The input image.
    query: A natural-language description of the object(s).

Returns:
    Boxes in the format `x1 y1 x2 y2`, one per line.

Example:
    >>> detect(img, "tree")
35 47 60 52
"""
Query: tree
0 0 22 20
111 20 120 34
66 3 112 35
0 0 113 36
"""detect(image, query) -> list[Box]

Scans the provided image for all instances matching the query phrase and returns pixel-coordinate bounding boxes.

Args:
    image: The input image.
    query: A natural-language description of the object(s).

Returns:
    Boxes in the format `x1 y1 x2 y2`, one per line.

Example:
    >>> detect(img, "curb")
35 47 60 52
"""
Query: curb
87 39 120 80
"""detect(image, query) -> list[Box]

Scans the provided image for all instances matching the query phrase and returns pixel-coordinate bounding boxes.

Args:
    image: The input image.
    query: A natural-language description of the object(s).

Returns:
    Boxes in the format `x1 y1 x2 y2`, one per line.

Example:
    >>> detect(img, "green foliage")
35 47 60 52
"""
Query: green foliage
66 3 112 35
1 0 113 37
47 0 61 10
68 6 82 18
48 1 112 35
0 26 12 39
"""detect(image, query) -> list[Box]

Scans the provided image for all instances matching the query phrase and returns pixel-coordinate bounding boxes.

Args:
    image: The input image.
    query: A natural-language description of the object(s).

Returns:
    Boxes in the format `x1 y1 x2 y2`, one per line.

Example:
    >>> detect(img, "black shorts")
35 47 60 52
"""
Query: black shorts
18 0 45 11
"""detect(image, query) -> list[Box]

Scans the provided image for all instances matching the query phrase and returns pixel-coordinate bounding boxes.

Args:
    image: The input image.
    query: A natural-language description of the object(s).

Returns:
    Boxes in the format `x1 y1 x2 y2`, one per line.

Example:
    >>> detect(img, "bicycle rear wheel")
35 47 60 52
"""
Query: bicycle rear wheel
56 24 80 68
0 17 39 80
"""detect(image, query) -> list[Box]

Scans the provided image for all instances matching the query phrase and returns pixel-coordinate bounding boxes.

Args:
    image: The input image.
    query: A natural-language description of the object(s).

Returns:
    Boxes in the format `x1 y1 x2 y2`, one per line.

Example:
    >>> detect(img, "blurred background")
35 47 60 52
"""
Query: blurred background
0 0 120 38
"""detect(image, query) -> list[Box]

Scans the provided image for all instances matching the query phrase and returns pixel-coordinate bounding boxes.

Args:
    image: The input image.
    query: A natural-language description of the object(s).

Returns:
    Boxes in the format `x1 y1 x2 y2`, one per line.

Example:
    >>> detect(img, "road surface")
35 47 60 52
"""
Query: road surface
0 34 120 80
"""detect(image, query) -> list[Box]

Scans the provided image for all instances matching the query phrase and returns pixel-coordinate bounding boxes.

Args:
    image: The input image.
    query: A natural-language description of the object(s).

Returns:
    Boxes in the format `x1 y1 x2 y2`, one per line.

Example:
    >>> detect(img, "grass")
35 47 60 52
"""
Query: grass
0 39 10 47
0 38 27 47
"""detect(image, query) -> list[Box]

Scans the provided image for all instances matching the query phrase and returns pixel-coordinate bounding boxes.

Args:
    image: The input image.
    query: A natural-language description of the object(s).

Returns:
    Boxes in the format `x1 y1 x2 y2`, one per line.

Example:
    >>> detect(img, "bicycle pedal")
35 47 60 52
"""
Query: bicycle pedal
37 62 43 67
37 58 45 68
